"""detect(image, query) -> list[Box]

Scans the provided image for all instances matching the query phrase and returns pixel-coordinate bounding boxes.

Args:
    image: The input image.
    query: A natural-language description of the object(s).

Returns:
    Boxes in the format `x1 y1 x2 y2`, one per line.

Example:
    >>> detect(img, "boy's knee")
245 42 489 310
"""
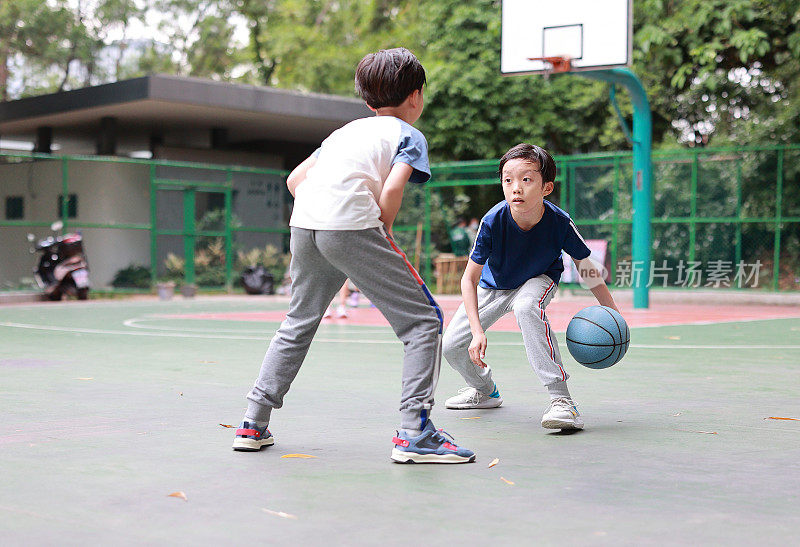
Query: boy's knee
442 327 470 360
513 301 544 323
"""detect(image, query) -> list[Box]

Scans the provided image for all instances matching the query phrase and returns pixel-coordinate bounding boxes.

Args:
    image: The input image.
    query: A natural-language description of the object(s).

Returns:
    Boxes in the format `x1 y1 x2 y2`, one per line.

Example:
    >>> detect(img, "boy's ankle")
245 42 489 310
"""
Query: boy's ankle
546 380 571 400
246 400 272 424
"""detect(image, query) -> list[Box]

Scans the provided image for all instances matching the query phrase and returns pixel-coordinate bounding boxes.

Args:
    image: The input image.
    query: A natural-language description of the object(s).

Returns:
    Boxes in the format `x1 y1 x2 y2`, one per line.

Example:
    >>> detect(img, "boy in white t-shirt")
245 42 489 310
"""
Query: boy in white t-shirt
232 48 475 464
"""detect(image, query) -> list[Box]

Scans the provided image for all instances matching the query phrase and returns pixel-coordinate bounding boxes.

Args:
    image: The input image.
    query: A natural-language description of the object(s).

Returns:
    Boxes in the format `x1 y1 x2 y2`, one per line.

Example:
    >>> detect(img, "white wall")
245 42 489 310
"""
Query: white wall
0 159 151 288
1 156 288 289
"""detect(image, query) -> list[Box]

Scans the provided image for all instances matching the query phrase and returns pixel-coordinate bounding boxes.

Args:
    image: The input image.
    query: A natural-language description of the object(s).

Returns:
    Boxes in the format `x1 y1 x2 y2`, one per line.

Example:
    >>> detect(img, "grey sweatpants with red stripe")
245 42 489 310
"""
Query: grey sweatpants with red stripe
245 226 443 431
442 275 568 395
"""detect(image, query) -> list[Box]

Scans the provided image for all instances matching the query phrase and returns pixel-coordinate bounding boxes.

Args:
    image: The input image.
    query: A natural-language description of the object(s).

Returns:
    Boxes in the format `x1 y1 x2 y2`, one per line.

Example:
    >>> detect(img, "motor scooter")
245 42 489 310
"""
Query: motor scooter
27 221 90 300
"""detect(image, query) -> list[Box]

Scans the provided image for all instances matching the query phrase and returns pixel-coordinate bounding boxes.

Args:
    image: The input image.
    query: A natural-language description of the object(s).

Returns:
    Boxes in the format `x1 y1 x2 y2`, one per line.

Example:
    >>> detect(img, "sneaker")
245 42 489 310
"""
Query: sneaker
232 421 274 451
445 387 503 410
391 420 475 464
323 306 333 318
541 397 584 430
335 305 348 318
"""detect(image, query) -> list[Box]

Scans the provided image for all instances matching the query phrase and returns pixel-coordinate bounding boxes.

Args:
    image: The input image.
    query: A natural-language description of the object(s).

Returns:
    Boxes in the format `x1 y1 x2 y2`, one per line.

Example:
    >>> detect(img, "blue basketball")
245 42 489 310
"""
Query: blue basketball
566 306 629 369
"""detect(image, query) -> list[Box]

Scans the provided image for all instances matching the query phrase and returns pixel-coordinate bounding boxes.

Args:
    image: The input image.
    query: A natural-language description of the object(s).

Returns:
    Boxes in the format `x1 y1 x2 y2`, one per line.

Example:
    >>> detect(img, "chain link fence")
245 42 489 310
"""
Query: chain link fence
420 145 800 292
2 145 798 293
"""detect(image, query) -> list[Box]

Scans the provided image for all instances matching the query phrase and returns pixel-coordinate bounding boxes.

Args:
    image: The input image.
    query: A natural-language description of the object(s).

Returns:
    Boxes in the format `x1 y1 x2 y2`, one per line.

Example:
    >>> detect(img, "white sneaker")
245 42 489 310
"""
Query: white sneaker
323 306 333 318
541 397 584 430
445 387 503 410
335 305 348 318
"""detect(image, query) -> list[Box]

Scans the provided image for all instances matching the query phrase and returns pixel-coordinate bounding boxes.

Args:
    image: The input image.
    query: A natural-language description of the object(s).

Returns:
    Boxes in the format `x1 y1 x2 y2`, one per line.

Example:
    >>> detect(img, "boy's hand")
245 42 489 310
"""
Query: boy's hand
468 331 488 368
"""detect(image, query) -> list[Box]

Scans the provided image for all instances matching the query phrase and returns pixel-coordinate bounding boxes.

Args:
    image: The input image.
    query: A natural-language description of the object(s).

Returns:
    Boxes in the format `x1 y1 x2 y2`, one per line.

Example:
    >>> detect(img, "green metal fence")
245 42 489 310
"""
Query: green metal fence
2 144 799 293
419 144 800 292
0 152 288 291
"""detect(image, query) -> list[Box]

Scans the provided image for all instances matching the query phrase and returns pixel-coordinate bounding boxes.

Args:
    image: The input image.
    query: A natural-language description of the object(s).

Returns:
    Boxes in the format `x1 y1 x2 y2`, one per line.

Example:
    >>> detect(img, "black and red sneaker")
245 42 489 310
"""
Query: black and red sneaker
232 421 274 451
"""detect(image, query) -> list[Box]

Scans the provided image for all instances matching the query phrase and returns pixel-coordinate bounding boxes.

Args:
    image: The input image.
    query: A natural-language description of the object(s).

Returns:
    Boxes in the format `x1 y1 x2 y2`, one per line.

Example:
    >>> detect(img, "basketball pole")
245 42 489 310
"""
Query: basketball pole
578 68 652 309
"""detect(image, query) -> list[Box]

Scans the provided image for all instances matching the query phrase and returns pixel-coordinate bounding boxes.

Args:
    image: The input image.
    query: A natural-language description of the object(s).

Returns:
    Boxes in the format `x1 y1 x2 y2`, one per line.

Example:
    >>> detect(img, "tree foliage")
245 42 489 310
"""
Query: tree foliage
3 0 800 153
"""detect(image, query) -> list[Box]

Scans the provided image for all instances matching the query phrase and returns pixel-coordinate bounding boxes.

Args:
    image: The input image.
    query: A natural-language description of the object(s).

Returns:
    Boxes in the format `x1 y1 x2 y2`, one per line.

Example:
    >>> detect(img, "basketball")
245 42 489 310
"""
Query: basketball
566 306 630 369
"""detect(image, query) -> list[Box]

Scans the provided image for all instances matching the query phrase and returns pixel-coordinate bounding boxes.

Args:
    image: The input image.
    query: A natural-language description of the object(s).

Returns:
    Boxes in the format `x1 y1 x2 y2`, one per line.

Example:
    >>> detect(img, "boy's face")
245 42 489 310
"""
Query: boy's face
501 158 554 216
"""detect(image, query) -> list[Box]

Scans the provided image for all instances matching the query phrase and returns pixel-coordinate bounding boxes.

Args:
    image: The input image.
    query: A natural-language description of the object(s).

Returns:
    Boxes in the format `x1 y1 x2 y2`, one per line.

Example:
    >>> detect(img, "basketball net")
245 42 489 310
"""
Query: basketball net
526 56 573 79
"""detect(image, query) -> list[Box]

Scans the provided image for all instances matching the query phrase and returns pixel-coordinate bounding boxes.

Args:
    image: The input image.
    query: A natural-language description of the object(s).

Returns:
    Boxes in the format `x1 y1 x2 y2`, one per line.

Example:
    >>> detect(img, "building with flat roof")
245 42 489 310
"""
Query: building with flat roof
0 75 372 288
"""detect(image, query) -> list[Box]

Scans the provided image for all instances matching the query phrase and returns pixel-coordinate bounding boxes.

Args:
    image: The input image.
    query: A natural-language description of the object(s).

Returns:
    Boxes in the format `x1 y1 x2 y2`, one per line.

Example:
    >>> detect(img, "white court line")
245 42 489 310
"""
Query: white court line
0 321 399 343
122 317 394 335
2 321 800 349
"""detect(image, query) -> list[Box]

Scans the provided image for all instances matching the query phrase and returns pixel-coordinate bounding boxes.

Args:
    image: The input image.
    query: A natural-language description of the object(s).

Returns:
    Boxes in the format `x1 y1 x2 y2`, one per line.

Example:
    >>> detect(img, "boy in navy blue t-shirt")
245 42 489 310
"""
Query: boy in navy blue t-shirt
442 143 622 430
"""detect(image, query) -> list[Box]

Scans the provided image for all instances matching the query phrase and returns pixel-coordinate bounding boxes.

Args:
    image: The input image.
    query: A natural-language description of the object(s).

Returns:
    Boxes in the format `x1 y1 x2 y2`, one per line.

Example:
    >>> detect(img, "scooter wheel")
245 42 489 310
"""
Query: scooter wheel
48 290 63 301
77 288 89 300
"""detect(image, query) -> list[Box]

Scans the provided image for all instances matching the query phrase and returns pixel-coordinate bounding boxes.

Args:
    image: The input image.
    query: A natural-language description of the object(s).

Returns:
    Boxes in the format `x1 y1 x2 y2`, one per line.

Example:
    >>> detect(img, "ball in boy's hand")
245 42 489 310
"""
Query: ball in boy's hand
566 306 629 369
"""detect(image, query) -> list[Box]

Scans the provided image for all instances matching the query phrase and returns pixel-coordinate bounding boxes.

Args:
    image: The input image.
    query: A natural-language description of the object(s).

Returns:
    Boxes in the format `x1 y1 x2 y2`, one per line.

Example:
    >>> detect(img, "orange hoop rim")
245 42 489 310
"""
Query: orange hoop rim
526 56 573 73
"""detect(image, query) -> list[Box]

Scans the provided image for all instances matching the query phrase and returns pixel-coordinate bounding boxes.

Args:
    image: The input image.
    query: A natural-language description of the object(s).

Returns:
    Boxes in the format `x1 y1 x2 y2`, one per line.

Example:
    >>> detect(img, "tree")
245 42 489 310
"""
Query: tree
233 0 419 92
0 0 73 100
151 0 246 80
1 0 145 100
635 0 800 146
414 0 630 161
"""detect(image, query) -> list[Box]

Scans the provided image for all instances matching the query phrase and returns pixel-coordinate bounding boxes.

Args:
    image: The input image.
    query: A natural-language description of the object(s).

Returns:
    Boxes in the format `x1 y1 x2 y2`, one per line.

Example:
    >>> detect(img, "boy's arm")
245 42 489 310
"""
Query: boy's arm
378 162 414 234
461 258 488 368
573 257 621 313
286 155 317 197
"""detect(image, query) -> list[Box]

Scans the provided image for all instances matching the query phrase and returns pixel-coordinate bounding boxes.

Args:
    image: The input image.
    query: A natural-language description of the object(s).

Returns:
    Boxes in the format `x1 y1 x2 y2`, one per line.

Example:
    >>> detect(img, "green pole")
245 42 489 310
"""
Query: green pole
184 189 196 286
773 148 784 291
579 68 652 308
149 164 158 284
735 160 742 268
424 185 432 282
224 170 233 292
689 151 698 264
612 156 620 285
61 158 69 230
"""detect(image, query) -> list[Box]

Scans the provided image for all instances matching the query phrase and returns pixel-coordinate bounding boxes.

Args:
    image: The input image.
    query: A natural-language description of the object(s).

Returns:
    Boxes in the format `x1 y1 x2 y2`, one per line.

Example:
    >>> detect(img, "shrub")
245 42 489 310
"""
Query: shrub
111 264 151 288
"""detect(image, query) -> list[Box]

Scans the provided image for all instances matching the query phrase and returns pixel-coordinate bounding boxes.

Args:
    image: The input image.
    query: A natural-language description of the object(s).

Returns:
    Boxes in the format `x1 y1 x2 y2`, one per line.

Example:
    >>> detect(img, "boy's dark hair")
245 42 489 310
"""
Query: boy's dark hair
355 48 426 109
498 143 557 183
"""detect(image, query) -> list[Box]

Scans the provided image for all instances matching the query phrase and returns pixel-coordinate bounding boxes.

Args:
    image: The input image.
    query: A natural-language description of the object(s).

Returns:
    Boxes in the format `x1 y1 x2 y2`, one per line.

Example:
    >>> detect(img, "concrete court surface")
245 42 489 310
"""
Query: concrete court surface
1 296 799 545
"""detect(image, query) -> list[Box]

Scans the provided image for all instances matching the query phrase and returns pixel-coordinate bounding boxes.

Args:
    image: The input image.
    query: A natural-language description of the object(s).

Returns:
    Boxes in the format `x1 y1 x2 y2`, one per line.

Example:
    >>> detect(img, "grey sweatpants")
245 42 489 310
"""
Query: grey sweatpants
246 227 443 430
442 275 568 394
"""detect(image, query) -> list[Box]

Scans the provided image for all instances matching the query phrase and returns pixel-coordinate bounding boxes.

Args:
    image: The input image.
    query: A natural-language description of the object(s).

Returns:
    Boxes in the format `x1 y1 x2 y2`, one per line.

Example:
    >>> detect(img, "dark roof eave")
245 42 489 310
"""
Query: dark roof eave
0 74 368 124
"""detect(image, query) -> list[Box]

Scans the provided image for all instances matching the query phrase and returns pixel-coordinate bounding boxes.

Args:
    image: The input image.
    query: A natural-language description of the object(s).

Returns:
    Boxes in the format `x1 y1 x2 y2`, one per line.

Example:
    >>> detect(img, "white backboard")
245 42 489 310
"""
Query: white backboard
501 0 632 75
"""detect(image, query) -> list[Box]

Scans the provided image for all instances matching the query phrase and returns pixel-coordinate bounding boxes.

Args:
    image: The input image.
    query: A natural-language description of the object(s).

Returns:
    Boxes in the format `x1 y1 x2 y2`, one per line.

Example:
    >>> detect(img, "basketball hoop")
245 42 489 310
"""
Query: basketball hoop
526 56 572 79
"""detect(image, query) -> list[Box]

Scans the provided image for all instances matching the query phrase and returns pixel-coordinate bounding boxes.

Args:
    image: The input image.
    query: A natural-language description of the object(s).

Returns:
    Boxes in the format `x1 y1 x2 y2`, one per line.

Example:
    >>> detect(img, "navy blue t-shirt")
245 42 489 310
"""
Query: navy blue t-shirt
470 200 591 289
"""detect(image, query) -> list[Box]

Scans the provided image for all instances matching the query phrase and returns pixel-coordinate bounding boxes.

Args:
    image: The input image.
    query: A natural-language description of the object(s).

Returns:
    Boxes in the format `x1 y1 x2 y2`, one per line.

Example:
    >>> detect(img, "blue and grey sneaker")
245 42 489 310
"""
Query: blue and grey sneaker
391 420 475 464
232 421 274 451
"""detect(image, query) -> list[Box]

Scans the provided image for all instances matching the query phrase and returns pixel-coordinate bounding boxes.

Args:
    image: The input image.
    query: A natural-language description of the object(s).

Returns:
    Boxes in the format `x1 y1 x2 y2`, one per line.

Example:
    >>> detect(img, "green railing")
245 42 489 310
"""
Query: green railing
0 152 288 290
420 144 800 291
2 144 799 292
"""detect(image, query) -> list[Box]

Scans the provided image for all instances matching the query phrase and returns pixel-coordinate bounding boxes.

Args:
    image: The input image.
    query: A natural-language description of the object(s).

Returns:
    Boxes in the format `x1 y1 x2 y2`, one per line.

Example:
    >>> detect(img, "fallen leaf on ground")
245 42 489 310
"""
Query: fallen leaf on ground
168 492 187 501
460 417 481 420
200 360 217 364
765 417 800 421
73 377 93 380
666 336 681 340
262 508 298 519
488 458 499 468
281 454 317 459
219 424 235 428
500 477 514 485
677 429 717 434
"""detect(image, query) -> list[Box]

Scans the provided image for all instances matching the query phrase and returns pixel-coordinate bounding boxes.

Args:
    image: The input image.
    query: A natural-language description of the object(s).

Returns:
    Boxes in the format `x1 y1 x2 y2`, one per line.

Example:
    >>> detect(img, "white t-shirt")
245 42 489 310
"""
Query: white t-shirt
290 116 431 230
